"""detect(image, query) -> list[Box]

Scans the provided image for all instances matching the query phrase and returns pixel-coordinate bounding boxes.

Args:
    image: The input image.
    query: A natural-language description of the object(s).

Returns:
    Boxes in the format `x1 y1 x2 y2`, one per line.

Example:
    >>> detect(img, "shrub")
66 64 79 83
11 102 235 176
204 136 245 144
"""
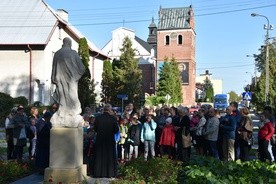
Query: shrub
12 96 28 107
179 156 276 184
0 92 14 127
0 93 29 127
113 157 181 184
0 160 32 183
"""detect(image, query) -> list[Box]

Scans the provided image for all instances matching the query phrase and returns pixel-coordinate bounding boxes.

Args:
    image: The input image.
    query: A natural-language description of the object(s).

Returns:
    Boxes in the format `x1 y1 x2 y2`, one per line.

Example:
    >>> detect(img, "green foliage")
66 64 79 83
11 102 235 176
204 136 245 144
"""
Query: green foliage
145 95 166 106
252 39 276 110
0 92 13 119
78 37 96 111
12 96 28 107
0 160 31 183
0 93 28 127
157 57 183 104
78 38 90 69
203 78 214 102
114 157 181 184
179 156 276 184
228 91 242 102
101 59 114 104
0 93 29 127
111 37 142 107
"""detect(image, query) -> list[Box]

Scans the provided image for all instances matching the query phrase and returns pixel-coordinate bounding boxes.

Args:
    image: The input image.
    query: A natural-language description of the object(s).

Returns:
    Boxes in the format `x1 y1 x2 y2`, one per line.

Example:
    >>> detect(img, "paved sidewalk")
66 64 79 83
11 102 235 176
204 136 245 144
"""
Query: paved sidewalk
11 173 43 184
11 174 114 184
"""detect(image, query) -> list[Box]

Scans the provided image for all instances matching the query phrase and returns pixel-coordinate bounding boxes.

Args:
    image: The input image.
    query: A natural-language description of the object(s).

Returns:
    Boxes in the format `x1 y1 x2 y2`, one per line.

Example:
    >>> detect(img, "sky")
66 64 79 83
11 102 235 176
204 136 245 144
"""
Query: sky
46 0 275 95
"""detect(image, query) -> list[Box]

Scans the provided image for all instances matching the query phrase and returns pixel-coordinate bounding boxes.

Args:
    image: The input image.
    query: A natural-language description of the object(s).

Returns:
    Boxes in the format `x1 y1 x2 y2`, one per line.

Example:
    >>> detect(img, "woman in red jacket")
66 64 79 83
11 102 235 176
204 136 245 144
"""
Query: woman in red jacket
159 117 175 159
258 118 274 162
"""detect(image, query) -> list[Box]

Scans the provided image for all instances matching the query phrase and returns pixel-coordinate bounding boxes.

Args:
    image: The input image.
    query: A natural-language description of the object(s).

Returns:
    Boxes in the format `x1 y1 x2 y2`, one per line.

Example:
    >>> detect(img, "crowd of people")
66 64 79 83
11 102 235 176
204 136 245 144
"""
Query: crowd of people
4 105 55 174
4 102 276 178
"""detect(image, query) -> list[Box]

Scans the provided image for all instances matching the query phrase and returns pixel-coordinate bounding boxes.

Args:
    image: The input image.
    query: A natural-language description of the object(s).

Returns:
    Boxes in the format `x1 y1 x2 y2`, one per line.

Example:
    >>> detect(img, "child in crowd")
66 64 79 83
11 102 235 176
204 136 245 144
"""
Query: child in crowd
29 118 37 160
141 114 157 161
190 111 200 145
128 115 141 160
118 117 128 162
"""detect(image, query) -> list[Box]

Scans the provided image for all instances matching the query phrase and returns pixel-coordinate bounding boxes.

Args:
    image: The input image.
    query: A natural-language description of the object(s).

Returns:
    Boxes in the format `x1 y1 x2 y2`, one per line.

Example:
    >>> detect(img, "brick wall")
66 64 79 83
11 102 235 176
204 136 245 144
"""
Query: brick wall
157 29 196 106
139 64 156 96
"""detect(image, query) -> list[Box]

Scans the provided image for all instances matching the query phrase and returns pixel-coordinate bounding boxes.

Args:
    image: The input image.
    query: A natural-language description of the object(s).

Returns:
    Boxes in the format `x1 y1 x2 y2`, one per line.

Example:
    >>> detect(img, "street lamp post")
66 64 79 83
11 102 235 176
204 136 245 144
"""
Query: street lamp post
251 13 272 105
246 55 257 85
245 72 253 84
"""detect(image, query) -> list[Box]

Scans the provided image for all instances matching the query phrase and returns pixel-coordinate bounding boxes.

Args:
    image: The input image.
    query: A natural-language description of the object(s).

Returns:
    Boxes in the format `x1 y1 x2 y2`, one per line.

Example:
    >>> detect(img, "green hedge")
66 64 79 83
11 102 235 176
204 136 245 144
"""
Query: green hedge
0 92 28 127
113 156 276 184
113 157 181 184
179 156 276 184
0 93 14 127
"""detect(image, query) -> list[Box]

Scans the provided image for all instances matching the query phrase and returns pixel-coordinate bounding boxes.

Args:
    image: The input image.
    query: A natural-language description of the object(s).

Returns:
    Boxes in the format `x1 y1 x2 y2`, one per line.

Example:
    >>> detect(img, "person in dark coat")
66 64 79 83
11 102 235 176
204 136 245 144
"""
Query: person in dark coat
128 115 141 160
12 105 29 161
35 112 52 174
177 106 191 162
5 108 17 160
92 104 119 178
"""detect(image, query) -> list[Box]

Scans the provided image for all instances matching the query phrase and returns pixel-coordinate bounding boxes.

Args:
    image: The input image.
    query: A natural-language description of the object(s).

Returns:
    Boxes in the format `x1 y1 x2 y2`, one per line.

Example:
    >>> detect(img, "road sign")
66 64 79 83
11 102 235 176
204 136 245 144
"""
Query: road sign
242 92 252 101
165 94 171 100
117 94 128 99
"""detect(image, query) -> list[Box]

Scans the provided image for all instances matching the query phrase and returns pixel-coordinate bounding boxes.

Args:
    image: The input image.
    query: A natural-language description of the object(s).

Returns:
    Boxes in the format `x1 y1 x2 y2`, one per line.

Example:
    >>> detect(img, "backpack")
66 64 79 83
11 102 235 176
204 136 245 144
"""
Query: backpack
26 126 35 140
182 127 192 148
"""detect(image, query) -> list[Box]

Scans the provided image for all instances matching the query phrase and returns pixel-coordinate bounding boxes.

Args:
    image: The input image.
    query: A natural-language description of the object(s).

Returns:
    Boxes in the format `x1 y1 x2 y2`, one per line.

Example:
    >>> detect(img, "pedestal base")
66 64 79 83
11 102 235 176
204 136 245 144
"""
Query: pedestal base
43 127 87 183
44 165 87 184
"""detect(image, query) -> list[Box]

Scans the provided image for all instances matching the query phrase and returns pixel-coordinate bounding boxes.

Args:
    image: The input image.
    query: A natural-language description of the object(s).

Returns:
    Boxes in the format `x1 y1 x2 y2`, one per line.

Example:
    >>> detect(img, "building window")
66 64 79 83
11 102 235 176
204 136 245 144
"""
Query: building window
150 82 154 89
59 27 62 40
178 35 183 45
165 35 170 45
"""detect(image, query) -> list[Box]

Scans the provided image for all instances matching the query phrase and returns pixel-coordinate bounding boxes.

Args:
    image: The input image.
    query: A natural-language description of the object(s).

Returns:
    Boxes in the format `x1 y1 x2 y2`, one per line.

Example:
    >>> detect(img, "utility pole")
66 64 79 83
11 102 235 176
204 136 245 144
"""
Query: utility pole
200 70 212 80
251 13 273 105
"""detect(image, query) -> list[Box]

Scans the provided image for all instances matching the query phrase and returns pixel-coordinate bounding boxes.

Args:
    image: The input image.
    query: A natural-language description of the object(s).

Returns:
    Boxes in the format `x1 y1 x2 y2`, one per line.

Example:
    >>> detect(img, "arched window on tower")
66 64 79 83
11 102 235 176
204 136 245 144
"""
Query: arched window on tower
165 35 170 45
178 35 183 45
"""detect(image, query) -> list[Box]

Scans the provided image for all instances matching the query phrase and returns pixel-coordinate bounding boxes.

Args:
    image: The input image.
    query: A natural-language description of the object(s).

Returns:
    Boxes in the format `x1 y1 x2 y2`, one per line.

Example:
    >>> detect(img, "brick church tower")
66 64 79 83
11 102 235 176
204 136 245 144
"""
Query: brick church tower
156 6 196 106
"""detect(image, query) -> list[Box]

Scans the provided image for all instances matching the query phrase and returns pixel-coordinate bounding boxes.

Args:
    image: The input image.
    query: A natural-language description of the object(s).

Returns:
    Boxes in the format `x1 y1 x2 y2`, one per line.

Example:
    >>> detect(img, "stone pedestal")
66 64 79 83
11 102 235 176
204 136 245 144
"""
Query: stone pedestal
44 127 87 184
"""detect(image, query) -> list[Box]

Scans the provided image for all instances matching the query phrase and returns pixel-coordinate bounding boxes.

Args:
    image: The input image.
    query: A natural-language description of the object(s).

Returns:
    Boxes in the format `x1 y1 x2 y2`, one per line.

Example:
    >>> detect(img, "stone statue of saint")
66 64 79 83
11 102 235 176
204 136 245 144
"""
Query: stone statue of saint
50 37 85 128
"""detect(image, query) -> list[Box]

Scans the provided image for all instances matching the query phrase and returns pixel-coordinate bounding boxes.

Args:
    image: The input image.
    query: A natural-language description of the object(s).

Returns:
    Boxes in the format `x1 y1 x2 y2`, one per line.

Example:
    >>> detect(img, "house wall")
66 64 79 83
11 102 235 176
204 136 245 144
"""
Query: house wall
0 50 44 100
0 25 104 105
157 29 196 106
102 27 151 59
92 57 104 103
196 76 223 95
102 27 155 98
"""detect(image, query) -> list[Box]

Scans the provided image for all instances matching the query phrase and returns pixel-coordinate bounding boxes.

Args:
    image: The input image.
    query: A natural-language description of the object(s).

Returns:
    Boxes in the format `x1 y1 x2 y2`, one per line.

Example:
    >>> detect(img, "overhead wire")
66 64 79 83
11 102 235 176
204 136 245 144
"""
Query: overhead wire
0 1 275 26
0 0 271 73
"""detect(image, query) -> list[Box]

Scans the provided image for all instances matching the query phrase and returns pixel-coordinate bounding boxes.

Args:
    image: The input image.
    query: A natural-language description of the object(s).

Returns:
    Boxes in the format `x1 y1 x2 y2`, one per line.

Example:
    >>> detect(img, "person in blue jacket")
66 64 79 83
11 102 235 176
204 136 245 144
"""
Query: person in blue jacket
141 114 157 161
220 106 237 161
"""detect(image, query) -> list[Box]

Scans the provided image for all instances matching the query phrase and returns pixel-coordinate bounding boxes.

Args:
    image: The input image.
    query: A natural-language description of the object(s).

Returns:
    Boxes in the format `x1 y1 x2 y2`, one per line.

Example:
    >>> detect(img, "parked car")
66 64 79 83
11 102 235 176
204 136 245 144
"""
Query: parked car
189 106 200 114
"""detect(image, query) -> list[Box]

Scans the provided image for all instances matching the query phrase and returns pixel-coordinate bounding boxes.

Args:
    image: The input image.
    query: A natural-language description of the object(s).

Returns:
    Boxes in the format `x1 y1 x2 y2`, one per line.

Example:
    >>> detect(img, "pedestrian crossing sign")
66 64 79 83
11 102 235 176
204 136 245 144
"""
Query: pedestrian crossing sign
242 92 252 101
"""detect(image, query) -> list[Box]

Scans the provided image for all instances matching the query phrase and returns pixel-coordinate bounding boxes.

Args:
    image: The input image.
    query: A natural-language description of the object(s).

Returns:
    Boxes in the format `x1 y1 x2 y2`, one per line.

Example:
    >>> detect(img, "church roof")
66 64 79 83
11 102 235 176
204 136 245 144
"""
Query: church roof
158 6 191 30
148 17 157 28
0 0 106 57
135 36 151 53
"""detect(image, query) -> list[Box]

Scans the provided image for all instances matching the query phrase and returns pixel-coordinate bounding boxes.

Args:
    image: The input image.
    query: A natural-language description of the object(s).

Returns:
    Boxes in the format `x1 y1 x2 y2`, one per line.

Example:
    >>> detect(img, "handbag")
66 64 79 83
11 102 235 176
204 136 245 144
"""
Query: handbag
182 127 192 148
26 127 35 140
19 127 27 139
271 134 276 145
13 127 27 146
13 137 27 146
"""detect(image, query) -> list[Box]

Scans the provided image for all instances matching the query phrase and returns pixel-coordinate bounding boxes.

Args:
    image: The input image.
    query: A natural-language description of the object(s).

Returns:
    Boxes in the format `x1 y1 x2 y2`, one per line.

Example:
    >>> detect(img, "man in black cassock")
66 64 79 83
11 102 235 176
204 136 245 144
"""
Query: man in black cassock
92 104 119 178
